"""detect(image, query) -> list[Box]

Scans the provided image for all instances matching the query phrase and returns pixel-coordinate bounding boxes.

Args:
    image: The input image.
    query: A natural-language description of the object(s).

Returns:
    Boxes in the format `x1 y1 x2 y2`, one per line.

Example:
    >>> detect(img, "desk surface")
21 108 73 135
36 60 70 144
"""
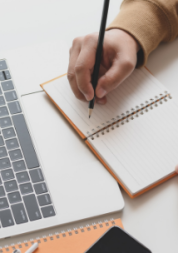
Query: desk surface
0 0 178 252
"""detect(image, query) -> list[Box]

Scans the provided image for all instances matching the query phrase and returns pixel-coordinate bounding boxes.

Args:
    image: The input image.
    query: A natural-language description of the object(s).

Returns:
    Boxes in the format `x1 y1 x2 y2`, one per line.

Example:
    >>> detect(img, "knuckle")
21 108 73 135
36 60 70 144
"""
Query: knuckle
105 74 115 85
83 33 97 45
67 71 75 81
122 58 135 71
72 37 79 46
83 34 93 43
74 64 85 74
72 37 82 47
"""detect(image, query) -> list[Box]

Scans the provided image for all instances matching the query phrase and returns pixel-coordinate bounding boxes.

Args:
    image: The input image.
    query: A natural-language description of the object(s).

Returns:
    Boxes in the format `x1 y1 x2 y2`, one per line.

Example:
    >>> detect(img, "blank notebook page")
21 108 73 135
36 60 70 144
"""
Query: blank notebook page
44 68 167 137
88 98 178 194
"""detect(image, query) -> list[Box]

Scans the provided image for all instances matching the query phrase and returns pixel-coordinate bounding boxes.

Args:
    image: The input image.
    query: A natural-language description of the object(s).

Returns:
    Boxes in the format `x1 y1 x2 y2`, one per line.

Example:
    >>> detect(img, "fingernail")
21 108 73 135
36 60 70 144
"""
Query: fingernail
97 88 107 98
97 99 105 105
175 165 178 173
84 94 91 101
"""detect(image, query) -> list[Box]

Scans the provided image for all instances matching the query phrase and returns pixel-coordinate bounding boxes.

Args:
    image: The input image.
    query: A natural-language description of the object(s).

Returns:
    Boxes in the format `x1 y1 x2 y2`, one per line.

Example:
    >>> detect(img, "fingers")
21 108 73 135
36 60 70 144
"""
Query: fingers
75 35 98 101
67 38 86 101
68 30 138 103
96 96 107 105
96 55 135 98
68 35 99 101
75 51 94 101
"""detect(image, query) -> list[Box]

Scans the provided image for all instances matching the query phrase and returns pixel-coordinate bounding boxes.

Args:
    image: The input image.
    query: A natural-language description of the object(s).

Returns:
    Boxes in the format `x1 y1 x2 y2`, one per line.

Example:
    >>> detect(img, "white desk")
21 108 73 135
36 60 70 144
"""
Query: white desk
0 0 178 252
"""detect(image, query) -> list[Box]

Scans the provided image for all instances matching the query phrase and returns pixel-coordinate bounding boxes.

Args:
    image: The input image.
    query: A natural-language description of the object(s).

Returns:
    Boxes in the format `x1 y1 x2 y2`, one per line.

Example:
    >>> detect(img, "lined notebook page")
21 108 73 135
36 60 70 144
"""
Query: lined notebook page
44 68 167 137
88 98 178 194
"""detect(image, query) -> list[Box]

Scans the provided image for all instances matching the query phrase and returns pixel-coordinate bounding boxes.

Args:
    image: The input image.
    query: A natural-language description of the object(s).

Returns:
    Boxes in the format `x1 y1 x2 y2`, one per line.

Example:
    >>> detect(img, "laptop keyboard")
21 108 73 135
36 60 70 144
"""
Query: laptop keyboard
0 59 55 228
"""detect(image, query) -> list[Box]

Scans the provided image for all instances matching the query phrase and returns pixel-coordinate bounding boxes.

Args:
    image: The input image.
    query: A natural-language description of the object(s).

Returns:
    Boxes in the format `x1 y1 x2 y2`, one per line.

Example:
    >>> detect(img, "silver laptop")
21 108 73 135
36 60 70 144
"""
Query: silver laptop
0 59 124 239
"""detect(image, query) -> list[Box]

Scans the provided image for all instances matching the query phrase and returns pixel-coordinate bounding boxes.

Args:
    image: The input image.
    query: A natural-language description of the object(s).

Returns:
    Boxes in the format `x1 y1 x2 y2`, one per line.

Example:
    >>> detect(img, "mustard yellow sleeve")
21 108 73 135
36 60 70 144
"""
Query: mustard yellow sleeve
107 0 178 67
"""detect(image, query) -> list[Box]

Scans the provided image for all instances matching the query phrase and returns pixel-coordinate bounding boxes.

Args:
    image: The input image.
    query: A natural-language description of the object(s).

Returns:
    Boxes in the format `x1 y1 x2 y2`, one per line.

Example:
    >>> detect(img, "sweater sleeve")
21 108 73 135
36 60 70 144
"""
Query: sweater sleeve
106 0 178 67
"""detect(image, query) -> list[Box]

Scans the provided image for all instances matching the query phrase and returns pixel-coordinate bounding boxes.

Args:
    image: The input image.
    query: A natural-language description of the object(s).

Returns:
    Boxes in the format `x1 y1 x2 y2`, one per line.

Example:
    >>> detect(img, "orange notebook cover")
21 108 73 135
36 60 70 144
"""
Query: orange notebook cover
0 219 123 253
40 72 177 199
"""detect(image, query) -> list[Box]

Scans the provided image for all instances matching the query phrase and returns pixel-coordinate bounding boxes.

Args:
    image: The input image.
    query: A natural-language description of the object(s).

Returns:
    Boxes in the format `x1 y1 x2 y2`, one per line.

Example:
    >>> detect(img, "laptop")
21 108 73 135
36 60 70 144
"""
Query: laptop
0 50 124 239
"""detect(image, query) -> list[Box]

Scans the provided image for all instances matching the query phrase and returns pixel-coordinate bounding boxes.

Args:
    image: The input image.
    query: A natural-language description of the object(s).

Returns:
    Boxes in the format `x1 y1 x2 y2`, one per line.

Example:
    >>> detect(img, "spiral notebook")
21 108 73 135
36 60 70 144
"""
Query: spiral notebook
0 219 123 253
41 68 178 198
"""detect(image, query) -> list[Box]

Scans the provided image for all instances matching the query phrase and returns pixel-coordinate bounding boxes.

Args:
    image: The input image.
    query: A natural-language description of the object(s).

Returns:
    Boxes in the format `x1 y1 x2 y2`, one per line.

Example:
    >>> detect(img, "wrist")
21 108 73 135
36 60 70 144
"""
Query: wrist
107 28 141 53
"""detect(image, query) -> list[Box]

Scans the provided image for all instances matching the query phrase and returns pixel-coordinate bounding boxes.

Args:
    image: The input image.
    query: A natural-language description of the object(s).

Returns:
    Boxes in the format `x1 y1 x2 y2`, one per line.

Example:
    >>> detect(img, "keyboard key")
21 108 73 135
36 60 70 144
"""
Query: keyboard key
2 127 16 139
0 197 9 209
0 186 5 197
0 209 14 227
1 169 14 181
0 71 5 81
0 96 5 106
0 61 7 71
20 183 33 195
34 183 48 195
4 91 17 102
4 180 18 192
0 136 4 146
8 191 21 204
0 106 9 117
38 194 51 206
6 138 19 150
41 206 55 218
3 70 11 80
23 194 42 221
0 147 7 158
30 169 44 183
0 157 11 170
9 149 22 161
8 101 22 114
0 177 2 184
0 117 12 128
16 172 30 184
12 114 39 169
1 80 14 91
0 88 2 95
11 203 28 224
12 160 26 172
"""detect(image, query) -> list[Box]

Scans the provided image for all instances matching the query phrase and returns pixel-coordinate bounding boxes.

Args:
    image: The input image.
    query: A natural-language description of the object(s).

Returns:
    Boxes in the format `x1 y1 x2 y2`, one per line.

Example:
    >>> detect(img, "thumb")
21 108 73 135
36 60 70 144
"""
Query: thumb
95 57 135 98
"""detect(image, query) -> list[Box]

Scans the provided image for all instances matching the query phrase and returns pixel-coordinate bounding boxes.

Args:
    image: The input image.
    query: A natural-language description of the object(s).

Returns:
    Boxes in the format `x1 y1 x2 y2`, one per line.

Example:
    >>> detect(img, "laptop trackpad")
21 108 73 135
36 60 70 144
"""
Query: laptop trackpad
21 92 124 224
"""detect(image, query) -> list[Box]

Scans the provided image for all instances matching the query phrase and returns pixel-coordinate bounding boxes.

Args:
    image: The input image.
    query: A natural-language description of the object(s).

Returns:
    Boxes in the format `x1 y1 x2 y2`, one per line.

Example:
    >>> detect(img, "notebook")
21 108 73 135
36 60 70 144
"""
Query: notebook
0 219 123 253
41 68 178 198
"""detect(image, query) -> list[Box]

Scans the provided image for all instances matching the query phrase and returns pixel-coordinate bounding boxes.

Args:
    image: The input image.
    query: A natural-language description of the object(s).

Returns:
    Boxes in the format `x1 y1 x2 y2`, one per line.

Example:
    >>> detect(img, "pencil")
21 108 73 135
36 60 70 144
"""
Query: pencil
88 0 110 118
25 242 38 253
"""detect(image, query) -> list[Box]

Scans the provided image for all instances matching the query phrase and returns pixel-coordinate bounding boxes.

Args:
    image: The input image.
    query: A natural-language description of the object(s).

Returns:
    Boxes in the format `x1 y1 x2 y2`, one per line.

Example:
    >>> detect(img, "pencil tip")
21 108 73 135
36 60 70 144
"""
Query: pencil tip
88 108 92 119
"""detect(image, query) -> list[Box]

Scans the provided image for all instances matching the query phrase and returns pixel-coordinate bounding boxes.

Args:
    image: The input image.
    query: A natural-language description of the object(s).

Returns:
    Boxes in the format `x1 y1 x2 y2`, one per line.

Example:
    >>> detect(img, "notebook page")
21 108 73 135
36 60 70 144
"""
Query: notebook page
88 97 178 194
44 68 167 138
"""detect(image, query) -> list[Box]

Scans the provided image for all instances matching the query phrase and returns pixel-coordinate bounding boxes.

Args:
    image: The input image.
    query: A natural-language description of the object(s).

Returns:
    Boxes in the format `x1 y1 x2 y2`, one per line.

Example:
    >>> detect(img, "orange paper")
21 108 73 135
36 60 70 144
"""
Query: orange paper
1 219 123 253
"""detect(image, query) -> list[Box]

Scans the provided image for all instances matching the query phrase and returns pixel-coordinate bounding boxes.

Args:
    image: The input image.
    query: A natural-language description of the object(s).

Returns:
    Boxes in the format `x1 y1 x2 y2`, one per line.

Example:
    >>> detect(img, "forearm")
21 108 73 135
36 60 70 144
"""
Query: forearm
107 0 178 67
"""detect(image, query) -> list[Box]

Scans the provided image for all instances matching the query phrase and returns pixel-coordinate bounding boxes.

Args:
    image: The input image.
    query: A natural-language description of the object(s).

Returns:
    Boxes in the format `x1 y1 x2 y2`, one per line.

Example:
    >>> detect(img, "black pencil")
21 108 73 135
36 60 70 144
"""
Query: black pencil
88 0 110 118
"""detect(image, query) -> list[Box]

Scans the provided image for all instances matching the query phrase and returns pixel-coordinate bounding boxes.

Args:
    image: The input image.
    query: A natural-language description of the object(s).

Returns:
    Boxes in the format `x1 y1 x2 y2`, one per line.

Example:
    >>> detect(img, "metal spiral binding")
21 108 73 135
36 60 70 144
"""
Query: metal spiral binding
0 219 116 252
90 92 171 140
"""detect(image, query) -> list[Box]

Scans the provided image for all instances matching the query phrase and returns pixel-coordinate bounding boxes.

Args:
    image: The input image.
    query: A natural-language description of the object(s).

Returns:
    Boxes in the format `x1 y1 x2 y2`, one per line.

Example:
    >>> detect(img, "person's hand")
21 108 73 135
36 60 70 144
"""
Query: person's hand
67 29 140 104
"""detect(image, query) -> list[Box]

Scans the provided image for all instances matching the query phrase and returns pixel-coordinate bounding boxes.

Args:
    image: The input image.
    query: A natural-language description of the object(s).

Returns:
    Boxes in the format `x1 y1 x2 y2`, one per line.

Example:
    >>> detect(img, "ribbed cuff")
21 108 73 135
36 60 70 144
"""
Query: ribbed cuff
106 0 170 67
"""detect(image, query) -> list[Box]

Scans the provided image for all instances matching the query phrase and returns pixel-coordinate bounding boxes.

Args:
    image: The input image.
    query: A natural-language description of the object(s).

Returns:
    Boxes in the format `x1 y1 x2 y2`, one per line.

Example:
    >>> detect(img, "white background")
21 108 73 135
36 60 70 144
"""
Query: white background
0 0 178 252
